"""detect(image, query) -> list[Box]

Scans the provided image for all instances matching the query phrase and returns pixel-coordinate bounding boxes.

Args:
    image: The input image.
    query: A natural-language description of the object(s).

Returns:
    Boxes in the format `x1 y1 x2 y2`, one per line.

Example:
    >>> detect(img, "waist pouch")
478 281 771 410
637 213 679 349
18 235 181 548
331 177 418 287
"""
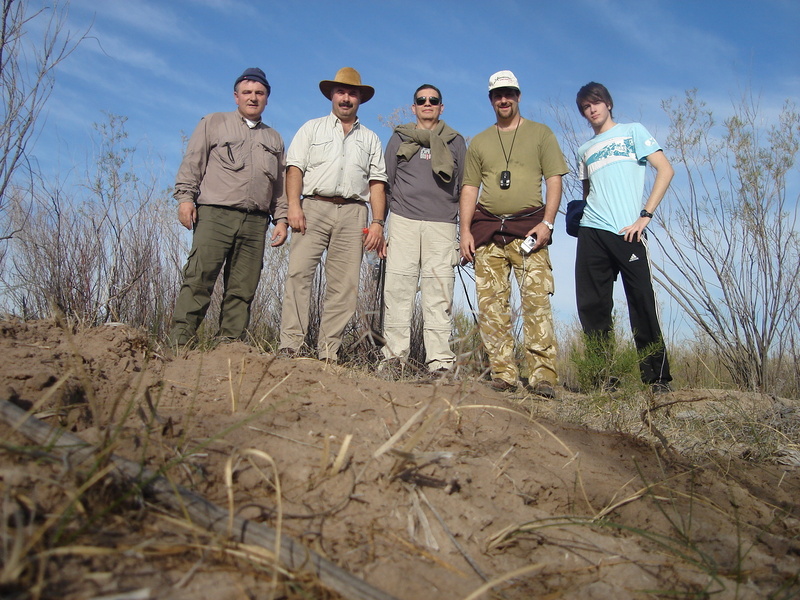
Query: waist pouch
470 204 547 248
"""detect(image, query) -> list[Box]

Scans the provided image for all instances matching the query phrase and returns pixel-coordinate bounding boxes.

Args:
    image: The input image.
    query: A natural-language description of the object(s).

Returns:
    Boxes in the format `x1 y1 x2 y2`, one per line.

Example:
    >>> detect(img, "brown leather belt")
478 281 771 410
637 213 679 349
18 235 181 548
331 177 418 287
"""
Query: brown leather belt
307 194 360 205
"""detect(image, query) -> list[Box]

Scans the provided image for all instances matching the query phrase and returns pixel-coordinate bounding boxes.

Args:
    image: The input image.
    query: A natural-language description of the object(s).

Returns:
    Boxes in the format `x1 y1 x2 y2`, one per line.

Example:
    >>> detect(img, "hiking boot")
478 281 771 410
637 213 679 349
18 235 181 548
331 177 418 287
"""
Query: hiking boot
489 378 517 392
427 367 453 382
528 380 556 400
377 357 403 380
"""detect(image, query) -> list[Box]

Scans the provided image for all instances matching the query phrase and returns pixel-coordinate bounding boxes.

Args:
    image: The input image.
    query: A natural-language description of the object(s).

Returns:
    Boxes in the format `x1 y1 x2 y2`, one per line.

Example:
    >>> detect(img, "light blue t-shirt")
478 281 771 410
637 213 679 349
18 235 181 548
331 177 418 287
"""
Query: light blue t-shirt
577 122 661 234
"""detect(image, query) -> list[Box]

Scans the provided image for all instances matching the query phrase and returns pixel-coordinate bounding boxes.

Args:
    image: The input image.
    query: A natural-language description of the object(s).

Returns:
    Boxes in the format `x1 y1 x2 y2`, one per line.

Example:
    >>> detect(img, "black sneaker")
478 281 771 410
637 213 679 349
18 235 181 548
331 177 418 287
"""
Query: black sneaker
602 376 621 393
651 381 673 395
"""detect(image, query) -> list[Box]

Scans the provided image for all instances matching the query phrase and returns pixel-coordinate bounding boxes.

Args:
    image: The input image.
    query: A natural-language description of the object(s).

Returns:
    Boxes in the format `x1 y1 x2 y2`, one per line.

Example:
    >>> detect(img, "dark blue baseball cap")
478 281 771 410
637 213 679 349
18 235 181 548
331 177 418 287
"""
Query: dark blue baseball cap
234 68 271 96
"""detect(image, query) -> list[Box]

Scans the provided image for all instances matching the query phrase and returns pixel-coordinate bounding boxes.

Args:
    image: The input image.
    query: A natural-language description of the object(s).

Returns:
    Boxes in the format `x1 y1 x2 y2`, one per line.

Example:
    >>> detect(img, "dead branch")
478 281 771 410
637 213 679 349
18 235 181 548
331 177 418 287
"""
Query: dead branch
0 398 400 600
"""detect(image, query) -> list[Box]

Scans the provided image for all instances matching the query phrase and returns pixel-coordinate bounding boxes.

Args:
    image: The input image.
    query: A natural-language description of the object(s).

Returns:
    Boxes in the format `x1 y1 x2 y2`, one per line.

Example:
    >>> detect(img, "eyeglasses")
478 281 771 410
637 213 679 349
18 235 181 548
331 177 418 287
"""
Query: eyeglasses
415 96 441 106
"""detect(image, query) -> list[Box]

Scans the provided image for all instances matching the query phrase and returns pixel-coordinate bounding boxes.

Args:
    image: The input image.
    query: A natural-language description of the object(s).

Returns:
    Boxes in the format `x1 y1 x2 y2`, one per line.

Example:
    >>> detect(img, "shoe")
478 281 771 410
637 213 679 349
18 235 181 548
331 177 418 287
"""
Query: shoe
428 367 452 382
651 381 673 395
377 357 403 380
528 380 556 400
317 354 342 365
489 378 517 392
602 376 621 393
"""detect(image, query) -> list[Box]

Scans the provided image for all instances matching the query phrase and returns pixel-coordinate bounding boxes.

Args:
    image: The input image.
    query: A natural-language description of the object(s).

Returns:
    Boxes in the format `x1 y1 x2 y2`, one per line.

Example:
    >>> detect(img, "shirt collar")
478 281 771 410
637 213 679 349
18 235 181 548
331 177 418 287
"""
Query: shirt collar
328 112 359 130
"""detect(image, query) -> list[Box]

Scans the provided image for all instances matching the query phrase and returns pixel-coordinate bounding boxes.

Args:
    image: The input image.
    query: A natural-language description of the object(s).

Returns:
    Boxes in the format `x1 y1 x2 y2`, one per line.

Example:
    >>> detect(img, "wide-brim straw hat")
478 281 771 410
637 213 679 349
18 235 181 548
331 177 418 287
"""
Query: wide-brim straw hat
319 67 375 103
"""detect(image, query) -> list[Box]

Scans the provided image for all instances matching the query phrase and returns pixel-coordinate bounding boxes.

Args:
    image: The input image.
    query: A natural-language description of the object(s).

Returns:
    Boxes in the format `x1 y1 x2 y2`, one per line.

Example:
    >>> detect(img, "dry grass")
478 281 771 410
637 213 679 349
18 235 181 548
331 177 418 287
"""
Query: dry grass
0 106 798 600
2 319 799 600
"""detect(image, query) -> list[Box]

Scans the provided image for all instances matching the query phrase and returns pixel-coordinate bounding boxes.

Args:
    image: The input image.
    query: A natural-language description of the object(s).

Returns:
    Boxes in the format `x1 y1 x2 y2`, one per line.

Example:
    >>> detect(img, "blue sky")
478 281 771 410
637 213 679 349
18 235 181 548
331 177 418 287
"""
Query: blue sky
29 0 800 336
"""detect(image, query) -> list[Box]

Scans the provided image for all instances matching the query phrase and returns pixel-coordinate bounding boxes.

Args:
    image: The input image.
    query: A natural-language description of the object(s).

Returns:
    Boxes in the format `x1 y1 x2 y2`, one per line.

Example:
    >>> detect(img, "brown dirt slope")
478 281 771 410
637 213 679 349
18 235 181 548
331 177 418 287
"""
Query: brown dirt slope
1 319 798 600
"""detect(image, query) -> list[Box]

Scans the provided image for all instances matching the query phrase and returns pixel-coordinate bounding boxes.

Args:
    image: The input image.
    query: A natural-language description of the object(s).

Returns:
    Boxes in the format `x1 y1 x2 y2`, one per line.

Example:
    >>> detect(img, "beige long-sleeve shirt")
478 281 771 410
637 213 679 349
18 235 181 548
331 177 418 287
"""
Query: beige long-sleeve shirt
174 111 288 221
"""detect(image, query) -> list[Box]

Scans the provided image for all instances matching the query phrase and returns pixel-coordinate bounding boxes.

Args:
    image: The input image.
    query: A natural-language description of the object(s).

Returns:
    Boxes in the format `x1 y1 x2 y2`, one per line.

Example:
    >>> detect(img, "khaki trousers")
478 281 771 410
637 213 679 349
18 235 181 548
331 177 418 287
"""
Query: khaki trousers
170 205 269 345
279 198 368 360
381 214 458 370
474 239 557 385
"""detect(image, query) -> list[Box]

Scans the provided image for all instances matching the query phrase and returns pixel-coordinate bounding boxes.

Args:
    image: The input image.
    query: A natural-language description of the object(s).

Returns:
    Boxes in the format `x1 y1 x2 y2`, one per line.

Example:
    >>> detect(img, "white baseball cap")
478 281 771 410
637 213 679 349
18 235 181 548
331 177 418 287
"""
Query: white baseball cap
488 70 520 92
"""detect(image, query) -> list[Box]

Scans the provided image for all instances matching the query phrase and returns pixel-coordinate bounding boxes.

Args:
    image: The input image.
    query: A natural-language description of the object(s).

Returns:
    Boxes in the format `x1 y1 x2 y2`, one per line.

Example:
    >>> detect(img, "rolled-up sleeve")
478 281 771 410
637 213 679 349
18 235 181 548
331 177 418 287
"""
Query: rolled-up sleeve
367 132 388 184
270 149 289 222
173 117 211 204
285 122 312 172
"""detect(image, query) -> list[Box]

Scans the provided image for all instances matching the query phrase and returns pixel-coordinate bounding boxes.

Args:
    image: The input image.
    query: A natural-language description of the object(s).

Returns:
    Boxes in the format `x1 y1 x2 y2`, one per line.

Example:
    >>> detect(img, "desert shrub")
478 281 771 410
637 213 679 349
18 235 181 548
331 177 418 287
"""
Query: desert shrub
2 115 184 337
655 90 800 394
667 334 735 390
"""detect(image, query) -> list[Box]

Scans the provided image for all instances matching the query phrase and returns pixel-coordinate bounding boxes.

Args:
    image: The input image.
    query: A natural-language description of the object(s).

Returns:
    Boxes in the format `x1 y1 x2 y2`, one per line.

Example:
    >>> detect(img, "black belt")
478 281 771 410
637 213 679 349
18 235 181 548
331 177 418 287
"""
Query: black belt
307 194 361 205
206 204 270 217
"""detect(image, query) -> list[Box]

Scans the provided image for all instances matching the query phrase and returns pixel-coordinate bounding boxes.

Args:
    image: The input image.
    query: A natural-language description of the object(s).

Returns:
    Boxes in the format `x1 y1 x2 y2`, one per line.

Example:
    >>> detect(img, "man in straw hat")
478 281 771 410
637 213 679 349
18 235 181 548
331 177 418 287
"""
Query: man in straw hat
459 70 568 398
279 67 388 363
169 67 288 348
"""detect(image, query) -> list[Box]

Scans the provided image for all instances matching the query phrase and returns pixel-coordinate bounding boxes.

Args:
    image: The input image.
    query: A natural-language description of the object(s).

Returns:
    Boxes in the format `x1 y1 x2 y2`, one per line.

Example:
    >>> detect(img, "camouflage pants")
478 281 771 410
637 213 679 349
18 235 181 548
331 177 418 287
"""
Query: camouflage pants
475 239 557 386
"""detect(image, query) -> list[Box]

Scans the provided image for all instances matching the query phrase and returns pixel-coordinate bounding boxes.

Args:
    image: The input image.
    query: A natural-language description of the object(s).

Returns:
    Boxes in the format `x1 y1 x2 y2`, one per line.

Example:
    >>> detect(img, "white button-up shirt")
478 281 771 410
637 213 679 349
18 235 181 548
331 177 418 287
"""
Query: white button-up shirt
286 113 387 203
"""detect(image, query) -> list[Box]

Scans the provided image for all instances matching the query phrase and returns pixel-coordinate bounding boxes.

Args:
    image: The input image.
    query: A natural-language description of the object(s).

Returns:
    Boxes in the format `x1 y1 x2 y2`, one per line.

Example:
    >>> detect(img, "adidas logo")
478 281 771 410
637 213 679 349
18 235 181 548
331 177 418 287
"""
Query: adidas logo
629 254 640 262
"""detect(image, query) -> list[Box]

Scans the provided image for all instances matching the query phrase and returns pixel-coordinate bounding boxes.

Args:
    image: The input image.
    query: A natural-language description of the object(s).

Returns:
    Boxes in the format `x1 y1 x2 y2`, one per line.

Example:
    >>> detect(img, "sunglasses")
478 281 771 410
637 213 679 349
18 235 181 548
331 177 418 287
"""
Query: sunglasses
415 96 441 106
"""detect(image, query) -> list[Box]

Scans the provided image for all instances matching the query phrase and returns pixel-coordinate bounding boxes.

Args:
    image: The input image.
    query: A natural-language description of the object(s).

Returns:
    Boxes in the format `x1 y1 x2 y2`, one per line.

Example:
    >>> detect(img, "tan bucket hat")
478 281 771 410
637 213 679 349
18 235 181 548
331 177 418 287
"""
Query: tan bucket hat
319 67 375 103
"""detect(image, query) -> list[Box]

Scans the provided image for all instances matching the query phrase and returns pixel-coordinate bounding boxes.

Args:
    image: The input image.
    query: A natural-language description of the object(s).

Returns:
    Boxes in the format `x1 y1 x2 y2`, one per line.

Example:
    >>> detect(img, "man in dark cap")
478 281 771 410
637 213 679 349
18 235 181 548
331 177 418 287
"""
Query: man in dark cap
169 67 288 347
279 67 387 363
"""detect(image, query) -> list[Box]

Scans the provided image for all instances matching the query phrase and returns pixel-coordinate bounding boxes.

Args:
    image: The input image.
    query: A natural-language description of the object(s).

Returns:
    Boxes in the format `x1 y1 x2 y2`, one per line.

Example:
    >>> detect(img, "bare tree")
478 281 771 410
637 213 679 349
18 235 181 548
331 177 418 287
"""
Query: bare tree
0 0 85 231
654 89 800 392
377 105 414 131
542 100 587 203
4 113 181 333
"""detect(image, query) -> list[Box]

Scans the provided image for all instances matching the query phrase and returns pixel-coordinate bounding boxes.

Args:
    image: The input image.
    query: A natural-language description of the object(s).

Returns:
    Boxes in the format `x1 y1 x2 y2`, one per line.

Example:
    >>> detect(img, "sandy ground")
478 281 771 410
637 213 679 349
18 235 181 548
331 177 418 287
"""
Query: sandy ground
1 318 798 600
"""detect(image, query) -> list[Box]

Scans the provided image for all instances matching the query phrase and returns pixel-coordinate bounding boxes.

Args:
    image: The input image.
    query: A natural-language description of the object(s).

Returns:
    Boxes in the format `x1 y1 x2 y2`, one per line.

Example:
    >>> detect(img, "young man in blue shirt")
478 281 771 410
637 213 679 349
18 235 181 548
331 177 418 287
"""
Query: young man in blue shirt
575 82 674 393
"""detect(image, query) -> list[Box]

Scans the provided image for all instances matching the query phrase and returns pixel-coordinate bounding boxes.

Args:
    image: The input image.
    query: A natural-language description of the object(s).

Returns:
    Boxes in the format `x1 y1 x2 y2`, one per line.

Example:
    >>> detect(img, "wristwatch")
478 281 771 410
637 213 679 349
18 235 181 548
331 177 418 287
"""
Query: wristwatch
640 209 654 219
372 219 385 227
542 220 554 230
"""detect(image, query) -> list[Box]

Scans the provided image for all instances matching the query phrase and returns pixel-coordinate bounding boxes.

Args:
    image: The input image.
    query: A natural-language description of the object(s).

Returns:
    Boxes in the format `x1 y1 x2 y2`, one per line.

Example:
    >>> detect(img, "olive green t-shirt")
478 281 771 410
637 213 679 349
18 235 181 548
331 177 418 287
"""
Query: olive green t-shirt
463 119 568 215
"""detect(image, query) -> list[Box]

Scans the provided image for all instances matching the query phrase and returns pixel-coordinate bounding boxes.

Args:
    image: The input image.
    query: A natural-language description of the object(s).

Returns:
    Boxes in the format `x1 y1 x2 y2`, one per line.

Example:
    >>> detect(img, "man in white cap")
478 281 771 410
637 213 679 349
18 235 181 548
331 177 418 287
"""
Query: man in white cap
170 67 288 347
459 70 568 397
279 67 388 362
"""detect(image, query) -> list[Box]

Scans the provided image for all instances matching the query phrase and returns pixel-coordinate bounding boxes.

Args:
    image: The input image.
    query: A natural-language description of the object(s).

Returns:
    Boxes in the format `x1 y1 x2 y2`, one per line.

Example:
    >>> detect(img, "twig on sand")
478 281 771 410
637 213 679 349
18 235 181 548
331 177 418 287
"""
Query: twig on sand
0 399 401 600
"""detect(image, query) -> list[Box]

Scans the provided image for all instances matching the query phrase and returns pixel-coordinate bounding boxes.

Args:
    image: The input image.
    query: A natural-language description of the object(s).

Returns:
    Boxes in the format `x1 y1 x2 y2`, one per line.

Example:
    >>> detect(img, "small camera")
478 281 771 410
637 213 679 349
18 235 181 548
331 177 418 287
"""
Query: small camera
521 235 536 254
499 170 511 189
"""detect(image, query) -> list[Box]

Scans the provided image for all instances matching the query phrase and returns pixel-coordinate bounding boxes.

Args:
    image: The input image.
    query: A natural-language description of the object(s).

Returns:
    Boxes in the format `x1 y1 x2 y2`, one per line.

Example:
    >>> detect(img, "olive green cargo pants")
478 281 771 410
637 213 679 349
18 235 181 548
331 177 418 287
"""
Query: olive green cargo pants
170 205 269 345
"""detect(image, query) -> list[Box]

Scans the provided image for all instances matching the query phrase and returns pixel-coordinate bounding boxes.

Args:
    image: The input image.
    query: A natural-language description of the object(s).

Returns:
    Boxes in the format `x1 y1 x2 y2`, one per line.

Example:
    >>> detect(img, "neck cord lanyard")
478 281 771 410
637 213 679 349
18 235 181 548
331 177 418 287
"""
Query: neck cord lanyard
496 116 521 169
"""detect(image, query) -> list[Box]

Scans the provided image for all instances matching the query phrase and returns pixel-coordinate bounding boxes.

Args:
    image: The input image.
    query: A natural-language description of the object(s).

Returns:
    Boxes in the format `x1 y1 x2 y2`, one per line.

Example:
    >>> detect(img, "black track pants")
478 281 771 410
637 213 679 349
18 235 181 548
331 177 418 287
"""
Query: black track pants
575 227 671 384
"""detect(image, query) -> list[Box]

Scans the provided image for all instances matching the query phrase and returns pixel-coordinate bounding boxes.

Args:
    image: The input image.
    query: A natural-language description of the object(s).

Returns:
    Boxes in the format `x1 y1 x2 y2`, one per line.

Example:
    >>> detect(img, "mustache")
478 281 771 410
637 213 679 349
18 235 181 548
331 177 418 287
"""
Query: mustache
338 102 353 108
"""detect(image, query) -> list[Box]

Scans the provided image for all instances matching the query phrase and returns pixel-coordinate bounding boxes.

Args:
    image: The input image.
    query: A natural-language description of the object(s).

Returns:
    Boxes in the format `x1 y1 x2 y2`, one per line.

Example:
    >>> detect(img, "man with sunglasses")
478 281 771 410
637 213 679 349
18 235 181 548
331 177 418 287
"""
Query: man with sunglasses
379 85 467 378
459 70 568 398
